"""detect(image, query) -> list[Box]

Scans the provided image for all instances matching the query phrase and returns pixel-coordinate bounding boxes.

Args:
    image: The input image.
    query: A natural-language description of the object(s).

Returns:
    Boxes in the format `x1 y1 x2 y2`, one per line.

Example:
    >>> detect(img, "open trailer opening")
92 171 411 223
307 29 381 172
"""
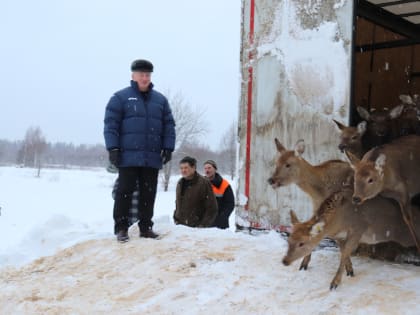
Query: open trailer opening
351 0 420 125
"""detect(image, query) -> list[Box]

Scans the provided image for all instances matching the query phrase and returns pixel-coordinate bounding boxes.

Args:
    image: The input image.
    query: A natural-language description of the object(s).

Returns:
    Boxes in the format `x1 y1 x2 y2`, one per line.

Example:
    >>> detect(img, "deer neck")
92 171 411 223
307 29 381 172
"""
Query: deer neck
351 144 364 160
295 159 326 204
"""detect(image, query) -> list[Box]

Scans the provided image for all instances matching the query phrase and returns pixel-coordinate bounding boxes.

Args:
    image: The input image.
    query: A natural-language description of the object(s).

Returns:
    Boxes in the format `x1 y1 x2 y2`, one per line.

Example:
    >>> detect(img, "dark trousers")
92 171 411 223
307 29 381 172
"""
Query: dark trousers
113 167 159 233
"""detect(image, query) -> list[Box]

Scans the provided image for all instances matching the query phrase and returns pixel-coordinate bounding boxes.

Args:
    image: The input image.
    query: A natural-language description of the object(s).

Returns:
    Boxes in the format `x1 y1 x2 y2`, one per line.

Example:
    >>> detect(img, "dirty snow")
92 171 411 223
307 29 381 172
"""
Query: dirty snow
1 166 420 314
257 0 350 115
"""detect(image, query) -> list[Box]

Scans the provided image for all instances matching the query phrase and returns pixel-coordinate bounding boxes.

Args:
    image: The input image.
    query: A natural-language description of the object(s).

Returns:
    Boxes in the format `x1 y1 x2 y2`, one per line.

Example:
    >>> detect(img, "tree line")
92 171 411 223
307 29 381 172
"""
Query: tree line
0 92 237 183
0 133 107 169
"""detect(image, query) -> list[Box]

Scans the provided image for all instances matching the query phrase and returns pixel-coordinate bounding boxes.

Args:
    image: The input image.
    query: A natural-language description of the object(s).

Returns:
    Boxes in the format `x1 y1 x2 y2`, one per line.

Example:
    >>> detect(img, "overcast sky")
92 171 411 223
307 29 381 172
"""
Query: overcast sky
1 0 241 150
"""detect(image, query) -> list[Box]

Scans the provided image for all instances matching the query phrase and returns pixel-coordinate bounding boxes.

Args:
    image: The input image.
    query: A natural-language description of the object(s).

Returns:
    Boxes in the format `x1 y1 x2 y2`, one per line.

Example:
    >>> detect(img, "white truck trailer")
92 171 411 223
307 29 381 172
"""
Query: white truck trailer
236 0 420 230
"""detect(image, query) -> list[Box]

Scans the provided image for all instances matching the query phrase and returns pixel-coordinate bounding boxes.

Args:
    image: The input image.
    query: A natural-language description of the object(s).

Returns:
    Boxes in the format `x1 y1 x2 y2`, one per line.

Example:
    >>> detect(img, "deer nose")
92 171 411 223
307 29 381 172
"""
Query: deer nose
282 257 290 266
267 178 274 185
338 144 345 152
352 196 361 204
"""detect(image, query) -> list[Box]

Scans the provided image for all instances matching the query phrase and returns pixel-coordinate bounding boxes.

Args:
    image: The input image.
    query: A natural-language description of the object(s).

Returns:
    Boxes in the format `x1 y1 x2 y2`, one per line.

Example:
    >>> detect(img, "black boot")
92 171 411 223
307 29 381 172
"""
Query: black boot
140 228 159 239
117 229 129 242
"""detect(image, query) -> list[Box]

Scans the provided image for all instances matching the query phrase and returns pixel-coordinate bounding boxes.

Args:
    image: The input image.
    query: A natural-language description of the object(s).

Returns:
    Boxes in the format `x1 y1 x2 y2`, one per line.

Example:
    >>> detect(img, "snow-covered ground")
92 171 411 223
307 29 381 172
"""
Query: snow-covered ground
1 166 420 314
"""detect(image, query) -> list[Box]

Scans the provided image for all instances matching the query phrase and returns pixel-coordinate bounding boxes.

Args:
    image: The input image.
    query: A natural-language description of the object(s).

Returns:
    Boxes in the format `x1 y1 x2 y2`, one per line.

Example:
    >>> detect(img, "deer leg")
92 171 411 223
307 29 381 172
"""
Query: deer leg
399 202 420 253
330 232 361 290
336 239 354 276
402 214 420 253
344 257 354 277
299 254 311 270
330 256 346 290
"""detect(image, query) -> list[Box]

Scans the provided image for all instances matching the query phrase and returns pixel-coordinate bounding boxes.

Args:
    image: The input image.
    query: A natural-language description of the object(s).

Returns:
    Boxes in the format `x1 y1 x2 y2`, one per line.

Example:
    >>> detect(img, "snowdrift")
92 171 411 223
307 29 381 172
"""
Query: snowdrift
2 224 420 315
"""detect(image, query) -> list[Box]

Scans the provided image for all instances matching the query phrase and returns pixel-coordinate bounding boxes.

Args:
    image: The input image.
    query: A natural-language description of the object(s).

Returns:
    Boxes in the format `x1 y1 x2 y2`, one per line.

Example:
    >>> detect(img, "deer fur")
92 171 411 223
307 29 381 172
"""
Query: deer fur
347 135 420 252
268 138 354 269
283 189 417 290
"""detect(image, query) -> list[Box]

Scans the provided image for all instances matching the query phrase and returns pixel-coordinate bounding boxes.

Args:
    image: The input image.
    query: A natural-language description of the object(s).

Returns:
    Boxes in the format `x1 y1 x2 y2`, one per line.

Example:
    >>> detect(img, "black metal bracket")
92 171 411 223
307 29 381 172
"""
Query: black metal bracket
355 37 420 52
357 0 420 39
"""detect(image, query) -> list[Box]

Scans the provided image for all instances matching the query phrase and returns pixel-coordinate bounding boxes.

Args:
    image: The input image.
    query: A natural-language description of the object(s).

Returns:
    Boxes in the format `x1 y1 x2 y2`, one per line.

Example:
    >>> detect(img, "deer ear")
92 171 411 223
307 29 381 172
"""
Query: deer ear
389 104 404 119
290 210 300 225
375 153 386 176
357 121 367 135
310 221 325 237
294 139 305 156
333 119 346 130
344 150 360 167
357 106 370 121
274 138 286 154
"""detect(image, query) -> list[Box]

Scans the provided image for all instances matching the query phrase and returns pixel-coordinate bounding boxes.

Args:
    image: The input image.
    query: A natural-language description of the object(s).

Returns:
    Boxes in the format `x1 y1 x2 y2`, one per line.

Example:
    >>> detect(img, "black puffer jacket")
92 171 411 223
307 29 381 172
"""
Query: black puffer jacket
104 81 176 168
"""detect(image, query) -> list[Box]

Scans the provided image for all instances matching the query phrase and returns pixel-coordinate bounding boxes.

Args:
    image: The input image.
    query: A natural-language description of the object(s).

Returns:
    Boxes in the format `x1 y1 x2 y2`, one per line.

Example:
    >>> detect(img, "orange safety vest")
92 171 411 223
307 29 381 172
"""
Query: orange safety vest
211 178 230 198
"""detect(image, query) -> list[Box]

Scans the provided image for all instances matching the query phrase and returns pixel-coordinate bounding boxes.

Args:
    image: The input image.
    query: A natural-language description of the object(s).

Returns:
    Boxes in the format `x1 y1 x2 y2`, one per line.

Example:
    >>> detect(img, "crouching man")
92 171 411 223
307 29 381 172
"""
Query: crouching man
203 160 235 229
173 156 218 227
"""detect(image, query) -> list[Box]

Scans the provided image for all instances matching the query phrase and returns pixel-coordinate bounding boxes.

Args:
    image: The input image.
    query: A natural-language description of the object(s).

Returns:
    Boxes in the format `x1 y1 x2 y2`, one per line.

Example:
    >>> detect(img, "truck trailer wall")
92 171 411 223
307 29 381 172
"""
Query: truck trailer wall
237 0 354 230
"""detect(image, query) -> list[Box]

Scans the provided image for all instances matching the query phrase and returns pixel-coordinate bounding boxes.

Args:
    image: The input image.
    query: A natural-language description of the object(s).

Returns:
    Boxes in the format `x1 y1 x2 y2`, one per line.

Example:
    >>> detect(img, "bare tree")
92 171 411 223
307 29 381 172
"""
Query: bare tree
161 91 208 191
219 121 237 180
22 126 47 176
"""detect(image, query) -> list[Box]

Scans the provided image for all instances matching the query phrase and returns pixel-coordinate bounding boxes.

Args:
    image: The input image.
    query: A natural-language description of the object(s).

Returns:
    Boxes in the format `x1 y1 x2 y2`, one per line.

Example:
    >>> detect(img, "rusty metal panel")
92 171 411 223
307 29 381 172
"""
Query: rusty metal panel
237 0 354 230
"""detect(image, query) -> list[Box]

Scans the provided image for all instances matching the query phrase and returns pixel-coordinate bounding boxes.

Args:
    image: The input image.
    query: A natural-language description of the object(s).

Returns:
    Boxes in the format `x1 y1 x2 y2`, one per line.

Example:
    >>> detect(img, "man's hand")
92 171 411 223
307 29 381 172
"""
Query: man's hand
161 149 172 165
109 149 120 167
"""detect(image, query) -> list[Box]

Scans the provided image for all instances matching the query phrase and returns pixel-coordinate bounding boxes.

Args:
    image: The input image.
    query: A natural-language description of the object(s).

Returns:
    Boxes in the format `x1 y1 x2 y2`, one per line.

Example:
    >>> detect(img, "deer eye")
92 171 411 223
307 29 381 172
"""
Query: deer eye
298 242 304 247
285 164 290 168
351 136 358 140
368 178 373 183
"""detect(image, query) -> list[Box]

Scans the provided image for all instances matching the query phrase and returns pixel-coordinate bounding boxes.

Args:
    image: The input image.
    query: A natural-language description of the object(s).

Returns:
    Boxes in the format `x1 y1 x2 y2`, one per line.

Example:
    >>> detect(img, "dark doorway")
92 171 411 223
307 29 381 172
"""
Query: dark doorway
351 0 420 125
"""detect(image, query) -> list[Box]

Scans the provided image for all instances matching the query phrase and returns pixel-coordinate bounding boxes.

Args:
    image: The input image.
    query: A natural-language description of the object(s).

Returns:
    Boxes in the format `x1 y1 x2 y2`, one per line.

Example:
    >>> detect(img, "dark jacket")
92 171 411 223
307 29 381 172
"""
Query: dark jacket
174 172 218 227
104 81 176 169
210 173 235 229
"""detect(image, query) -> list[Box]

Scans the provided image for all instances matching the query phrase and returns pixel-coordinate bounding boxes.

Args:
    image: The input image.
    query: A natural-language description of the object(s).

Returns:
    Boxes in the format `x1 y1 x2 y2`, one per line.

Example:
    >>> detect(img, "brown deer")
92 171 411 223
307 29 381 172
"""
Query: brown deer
333 119 366 159
283 188 418 290
333 106 403 160
347 135 420 252
356 105 403 149
267 138 354 269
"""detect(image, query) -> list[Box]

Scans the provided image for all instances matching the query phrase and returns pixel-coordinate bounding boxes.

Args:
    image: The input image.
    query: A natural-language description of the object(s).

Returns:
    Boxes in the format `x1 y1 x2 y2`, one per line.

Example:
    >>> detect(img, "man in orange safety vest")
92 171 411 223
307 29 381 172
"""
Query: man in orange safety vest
203 160 235 229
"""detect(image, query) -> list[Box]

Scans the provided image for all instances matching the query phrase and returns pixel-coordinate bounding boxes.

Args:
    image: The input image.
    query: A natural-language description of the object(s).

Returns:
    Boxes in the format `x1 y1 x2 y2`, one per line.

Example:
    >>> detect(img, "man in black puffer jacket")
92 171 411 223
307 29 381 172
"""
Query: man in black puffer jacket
203 160 235 229
104 59 176 242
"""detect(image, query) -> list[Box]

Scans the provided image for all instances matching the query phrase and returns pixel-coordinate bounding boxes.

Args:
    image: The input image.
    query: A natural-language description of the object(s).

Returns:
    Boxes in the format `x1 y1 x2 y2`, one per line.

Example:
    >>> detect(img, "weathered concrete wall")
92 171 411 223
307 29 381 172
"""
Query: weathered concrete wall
237 0 353 229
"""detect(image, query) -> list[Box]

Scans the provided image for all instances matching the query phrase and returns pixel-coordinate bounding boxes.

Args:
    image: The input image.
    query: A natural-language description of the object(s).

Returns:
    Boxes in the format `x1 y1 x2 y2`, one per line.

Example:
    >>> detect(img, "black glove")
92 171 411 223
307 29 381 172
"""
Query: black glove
161 149 172 165
109 149 120 167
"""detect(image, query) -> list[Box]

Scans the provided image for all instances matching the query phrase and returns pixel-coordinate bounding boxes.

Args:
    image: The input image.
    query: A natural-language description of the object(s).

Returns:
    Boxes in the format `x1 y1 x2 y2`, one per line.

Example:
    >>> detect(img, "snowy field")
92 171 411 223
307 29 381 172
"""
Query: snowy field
1 166 420 315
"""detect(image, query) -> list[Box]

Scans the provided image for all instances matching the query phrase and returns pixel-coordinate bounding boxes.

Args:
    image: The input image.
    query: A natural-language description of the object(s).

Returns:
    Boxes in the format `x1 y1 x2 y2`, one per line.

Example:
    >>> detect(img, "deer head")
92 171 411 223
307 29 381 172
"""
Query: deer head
357 105 403 137
333 119 366 155
282 210 322 266
345 150 386 205
267 138 305 188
